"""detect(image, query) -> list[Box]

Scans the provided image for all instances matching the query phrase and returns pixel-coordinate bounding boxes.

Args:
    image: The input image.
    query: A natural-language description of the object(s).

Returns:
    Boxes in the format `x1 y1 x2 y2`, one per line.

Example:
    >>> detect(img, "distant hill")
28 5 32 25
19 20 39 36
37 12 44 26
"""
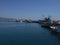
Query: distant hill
0 17 16 22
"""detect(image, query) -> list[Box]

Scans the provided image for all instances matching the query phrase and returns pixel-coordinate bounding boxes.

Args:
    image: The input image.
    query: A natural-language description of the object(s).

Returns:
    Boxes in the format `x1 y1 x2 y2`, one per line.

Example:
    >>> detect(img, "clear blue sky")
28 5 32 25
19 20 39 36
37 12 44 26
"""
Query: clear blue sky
0 0 60 20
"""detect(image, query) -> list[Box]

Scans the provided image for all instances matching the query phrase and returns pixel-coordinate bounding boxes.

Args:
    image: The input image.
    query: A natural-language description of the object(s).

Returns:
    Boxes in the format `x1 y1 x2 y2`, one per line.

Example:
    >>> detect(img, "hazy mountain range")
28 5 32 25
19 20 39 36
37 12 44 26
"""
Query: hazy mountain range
0 17 16 22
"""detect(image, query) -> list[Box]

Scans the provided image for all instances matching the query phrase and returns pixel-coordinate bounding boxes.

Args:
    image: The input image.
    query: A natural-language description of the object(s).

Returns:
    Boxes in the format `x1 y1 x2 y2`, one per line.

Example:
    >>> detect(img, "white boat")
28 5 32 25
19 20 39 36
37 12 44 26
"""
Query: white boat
50 26 57 30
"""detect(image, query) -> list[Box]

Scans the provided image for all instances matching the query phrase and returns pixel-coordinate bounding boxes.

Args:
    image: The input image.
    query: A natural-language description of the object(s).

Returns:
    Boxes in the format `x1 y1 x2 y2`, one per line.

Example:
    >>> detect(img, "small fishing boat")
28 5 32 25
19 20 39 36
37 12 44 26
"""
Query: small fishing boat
41 16 57 30
50 26 57 30
41 24 57 31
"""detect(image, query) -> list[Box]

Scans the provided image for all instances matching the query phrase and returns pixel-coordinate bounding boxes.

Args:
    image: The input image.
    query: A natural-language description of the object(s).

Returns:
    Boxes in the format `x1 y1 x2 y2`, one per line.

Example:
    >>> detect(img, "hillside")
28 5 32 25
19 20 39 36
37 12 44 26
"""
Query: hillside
0 17 16 22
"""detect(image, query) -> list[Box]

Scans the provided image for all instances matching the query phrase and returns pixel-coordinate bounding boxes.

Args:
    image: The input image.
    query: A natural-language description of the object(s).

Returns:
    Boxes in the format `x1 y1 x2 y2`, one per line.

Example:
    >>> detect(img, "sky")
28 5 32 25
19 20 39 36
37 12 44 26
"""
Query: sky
0 0 60 20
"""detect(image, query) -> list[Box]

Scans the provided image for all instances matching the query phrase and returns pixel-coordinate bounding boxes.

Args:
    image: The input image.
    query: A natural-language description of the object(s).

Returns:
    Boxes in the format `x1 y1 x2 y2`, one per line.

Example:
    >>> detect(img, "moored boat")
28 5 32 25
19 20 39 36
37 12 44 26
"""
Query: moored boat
50 26 57 30
41 16 57 30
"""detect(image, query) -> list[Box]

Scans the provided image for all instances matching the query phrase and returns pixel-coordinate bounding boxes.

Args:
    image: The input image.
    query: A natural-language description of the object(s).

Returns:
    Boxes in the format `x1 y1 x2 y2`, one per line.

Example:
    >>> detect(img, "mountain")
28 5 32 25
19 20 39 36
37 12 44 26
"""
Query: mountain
0 17 16 22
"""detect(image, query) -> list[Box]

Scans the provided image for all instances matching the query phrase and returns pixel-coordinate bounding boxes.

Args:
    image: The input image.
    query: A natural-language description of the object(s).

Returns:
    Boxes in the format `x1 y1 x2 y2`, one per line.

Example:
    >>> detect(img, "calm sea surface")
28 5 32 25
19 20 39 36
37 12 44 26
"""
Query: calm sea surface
0 22 60 45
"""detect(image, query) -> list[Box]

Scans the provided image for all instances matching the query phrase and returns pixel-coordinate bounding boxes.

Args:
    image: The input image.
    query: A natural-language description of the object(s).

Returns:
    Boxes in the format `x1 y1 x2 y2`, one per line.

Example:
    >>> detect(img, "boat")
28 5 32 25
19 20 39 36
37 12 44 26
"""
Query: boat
41 23 57 31
41 16 57 30
50 26 57 30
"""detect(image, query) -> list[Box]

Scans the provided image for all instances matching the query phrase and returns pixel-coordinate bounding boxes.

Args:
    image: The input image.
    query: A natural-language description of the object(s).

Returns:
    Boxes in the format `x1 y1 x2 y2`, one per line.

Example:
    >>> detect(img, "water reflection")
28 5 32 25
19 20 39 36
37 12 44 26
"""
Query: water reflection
0 22 60 45
41 25 60 42
51 31 60 42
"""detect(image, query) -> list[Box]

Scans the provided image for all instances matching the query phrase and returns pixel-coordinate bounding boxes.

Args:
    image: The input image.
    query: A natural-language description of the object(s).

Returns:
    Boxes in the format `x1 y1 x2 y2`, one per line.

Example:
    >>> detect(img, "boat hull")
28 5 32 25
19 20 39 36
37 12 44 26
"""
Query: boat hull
41 25 57 31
